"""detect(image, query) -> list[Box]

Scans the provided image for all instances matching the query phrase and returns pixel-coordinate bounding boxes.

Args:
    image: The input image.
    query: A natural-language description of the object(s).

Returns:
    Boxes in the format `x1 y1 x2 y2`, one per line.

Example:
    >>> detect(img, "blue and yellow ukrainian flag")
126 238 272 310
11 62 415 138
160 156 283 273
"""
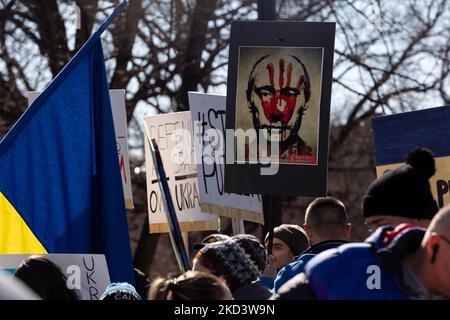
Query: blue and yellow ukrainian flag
0 1 134 284
372 105 450 208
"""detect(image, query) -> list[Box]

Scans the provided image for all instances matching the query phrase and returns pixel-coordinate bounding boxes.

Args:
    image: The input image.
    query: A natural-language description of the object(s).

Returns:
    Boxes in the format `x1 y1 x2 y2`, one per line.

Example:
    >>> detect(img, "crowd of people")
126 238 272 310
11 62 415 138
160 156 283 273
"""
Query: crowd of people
1 148 449 300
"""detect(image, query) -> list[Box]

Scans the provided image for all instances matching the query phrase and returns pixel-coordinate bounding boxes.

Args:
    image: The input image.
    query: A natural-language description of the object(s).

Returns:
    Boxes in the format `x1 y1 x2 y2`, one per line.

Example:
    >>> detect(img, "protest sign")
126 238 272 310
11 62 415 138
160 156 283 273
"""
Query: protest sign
109 90 134 209
224 21 336 196
0 254 110 300
188 92 263 223
144 111 219 233
372 105 450 208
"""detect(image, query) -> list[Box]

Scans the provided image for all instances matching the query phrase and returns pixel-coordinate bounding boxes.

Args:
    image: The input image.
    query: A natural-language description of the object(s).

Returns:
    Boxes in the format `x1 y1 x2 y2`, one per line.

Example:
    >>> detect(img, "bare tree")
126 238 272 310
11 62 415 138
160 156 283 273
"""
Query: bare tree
280 0 450 157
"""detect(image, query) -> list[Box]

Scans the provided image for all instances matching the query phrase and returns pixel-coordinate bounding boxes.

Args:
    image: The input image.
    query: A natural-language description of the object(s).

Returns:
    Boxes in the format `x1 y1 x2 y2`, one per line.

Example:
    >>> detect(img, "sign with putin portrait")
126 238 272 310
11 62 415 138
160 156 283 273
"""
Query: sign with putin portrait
224 21 335 196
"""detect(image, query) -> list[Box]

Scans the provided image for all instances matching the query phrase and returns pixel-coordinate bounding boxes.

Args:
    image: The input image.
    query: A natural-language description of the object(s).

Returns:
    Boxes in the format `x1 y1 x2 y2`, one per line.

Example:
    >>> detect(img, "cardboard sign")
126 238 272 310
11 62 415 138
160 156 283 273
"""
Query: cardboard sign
0 254 110 300
372 105 450 208
28 90 134 209
188 92 263 223
224 21 336 196
144 111 219 233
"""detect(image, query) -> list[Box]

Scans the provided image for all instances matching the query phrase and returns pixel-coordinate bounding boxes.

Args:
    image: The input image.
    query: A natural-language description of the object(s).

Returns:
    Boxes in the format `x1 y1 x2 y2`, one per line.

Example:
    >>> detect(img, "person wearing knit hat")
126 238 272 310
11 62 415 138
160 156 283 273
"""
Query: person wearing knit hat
231 234 266 274
229 235 272 299
192 233 231 251
100 282 141 300
192 240 271 299
264 224 310 271
363 147 438 232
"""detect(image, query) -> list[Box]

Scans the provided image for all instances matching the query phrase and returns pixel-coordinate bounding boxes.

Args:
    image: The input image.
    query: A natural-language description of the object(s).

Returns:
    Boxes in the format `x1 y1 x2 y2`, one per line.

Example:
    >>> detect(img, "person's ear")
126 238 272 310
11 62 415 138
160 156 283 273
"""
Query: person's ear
426 233 440 264
431 245 439 264
304 223 314 242
343 223 352 240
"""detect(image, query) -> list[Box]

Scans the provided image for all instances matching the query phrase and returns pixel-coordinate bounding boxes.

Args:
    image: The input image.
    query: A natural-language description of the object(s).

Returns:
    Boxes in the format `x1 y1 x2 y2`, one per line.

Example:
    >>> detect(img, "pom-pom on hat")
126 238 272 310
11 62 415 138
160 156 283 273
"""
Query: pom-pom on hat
363 147 438 220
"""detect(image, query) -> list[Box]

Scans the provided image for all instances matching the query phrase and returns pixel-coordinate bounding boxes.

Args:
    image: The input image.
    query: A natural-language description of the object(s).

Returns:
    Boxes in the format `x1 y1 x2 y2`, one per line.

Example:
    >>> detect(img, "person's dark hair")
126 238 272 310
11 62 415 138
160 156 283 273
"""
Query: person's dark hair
305 197 349 238
134 268 150 300
149 271 229 300
14 255 79 300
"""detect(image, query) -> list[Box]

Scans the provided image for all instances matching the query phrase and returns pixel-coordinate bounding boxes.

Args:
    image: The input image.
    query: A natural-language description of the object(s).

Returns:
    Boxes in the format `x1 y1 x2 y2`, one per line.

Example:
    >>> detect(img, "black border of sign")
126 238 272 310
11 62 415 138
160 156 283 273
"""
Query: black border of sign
224 21 336 196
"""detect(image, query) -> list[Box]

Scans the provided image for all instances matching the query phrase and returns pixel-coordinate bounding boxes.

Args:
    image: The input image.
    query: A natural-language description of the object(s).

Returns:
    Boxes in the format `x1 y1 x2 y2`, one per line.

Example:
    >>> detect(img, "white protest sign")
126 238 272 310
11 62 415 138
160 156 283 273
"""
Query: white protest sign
109 90 134 209
144 111 219 233
28 90 134 209
188 92 263 223
0 254 110 300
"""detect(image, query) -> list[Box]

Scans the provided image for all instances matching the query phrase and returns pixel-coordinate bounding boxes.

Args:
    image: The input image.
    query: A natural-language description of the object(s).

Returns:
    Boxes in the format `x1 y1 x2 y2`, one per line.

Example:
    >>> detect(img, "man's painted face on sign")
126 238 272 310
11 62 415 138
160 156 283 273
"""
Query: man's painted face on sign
246 55 311 143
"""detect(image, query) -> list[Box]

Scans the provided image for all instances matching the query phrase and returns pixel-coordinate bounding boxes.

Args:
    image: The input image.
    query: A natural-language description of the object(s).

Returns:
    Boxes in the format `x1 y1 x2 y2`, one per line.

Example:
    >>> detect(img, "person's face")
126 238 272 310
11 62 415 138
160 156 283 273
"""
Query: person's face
270 237 294 270
249 55 308 141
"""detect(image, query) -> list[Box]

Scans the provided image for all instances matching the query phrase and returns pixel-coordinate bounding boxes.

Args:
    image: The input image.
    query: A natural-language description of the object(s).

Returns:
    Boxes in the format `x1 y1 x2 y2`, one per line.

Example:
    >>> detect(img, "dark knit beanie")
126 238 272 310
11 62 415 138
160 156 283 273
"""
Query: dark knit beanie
231 234 266 274
196 240 260 293
363 147 438 220
265 224 309 256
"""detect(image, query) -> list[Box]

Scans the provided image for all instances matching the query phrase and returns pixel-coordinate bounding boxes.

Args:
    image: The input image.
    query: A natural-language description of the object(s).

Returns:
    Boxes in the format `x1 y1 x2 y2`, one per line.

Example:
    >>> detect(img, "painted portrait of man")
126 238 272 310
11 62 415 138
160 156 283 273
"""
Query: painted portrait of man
236 47 323 165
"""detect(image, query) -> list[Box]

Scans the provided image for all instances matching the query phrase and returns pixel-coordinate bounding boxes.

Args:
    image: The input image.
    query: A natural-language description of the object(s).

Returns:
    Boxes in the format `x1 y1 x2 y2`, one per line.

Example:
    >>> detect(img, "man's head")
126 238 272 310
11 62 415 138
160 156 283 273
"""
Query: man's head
362 148 438 232
304 197 351 245
247 54 311 143
419 204 450 298
265 224 309 270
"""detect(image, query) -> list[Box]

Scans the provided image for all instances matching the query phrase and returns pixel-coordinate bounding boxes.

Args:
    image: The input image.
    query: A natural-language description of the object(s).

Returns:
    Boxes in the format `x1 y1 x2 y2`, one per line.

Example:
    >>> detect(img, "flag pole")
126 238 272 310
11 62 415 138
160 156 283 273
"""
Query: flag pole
95 0 129 36
145 127 191 273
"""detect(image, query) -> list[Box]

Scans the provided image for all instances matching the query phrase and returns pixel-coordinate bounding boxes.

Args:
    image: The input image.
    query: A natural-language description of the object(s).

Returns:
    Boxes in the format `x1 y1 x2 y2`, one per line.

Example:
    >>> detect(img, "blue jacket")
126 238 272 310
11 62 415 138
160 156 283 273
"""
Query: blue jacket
271 241 347 292
274 224 424 300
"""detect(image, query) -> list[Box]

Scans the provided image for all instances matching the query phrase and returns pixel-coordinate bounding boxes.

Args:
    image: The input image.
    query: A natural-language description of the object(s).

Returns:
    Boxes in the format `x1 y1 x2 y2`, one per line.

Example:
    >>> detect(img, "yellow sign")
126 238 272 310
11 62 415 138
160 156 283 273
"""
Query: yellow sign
376 156 450 208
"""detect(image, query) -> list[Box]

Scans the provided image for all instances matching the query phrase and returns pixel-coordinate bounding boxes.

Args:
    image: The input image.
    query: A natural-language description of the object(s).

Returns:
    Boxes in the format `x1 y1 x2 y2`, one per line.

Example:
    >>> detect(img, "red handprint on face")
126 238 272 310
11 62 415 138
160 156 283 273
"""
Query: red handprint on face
255 59 304 124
